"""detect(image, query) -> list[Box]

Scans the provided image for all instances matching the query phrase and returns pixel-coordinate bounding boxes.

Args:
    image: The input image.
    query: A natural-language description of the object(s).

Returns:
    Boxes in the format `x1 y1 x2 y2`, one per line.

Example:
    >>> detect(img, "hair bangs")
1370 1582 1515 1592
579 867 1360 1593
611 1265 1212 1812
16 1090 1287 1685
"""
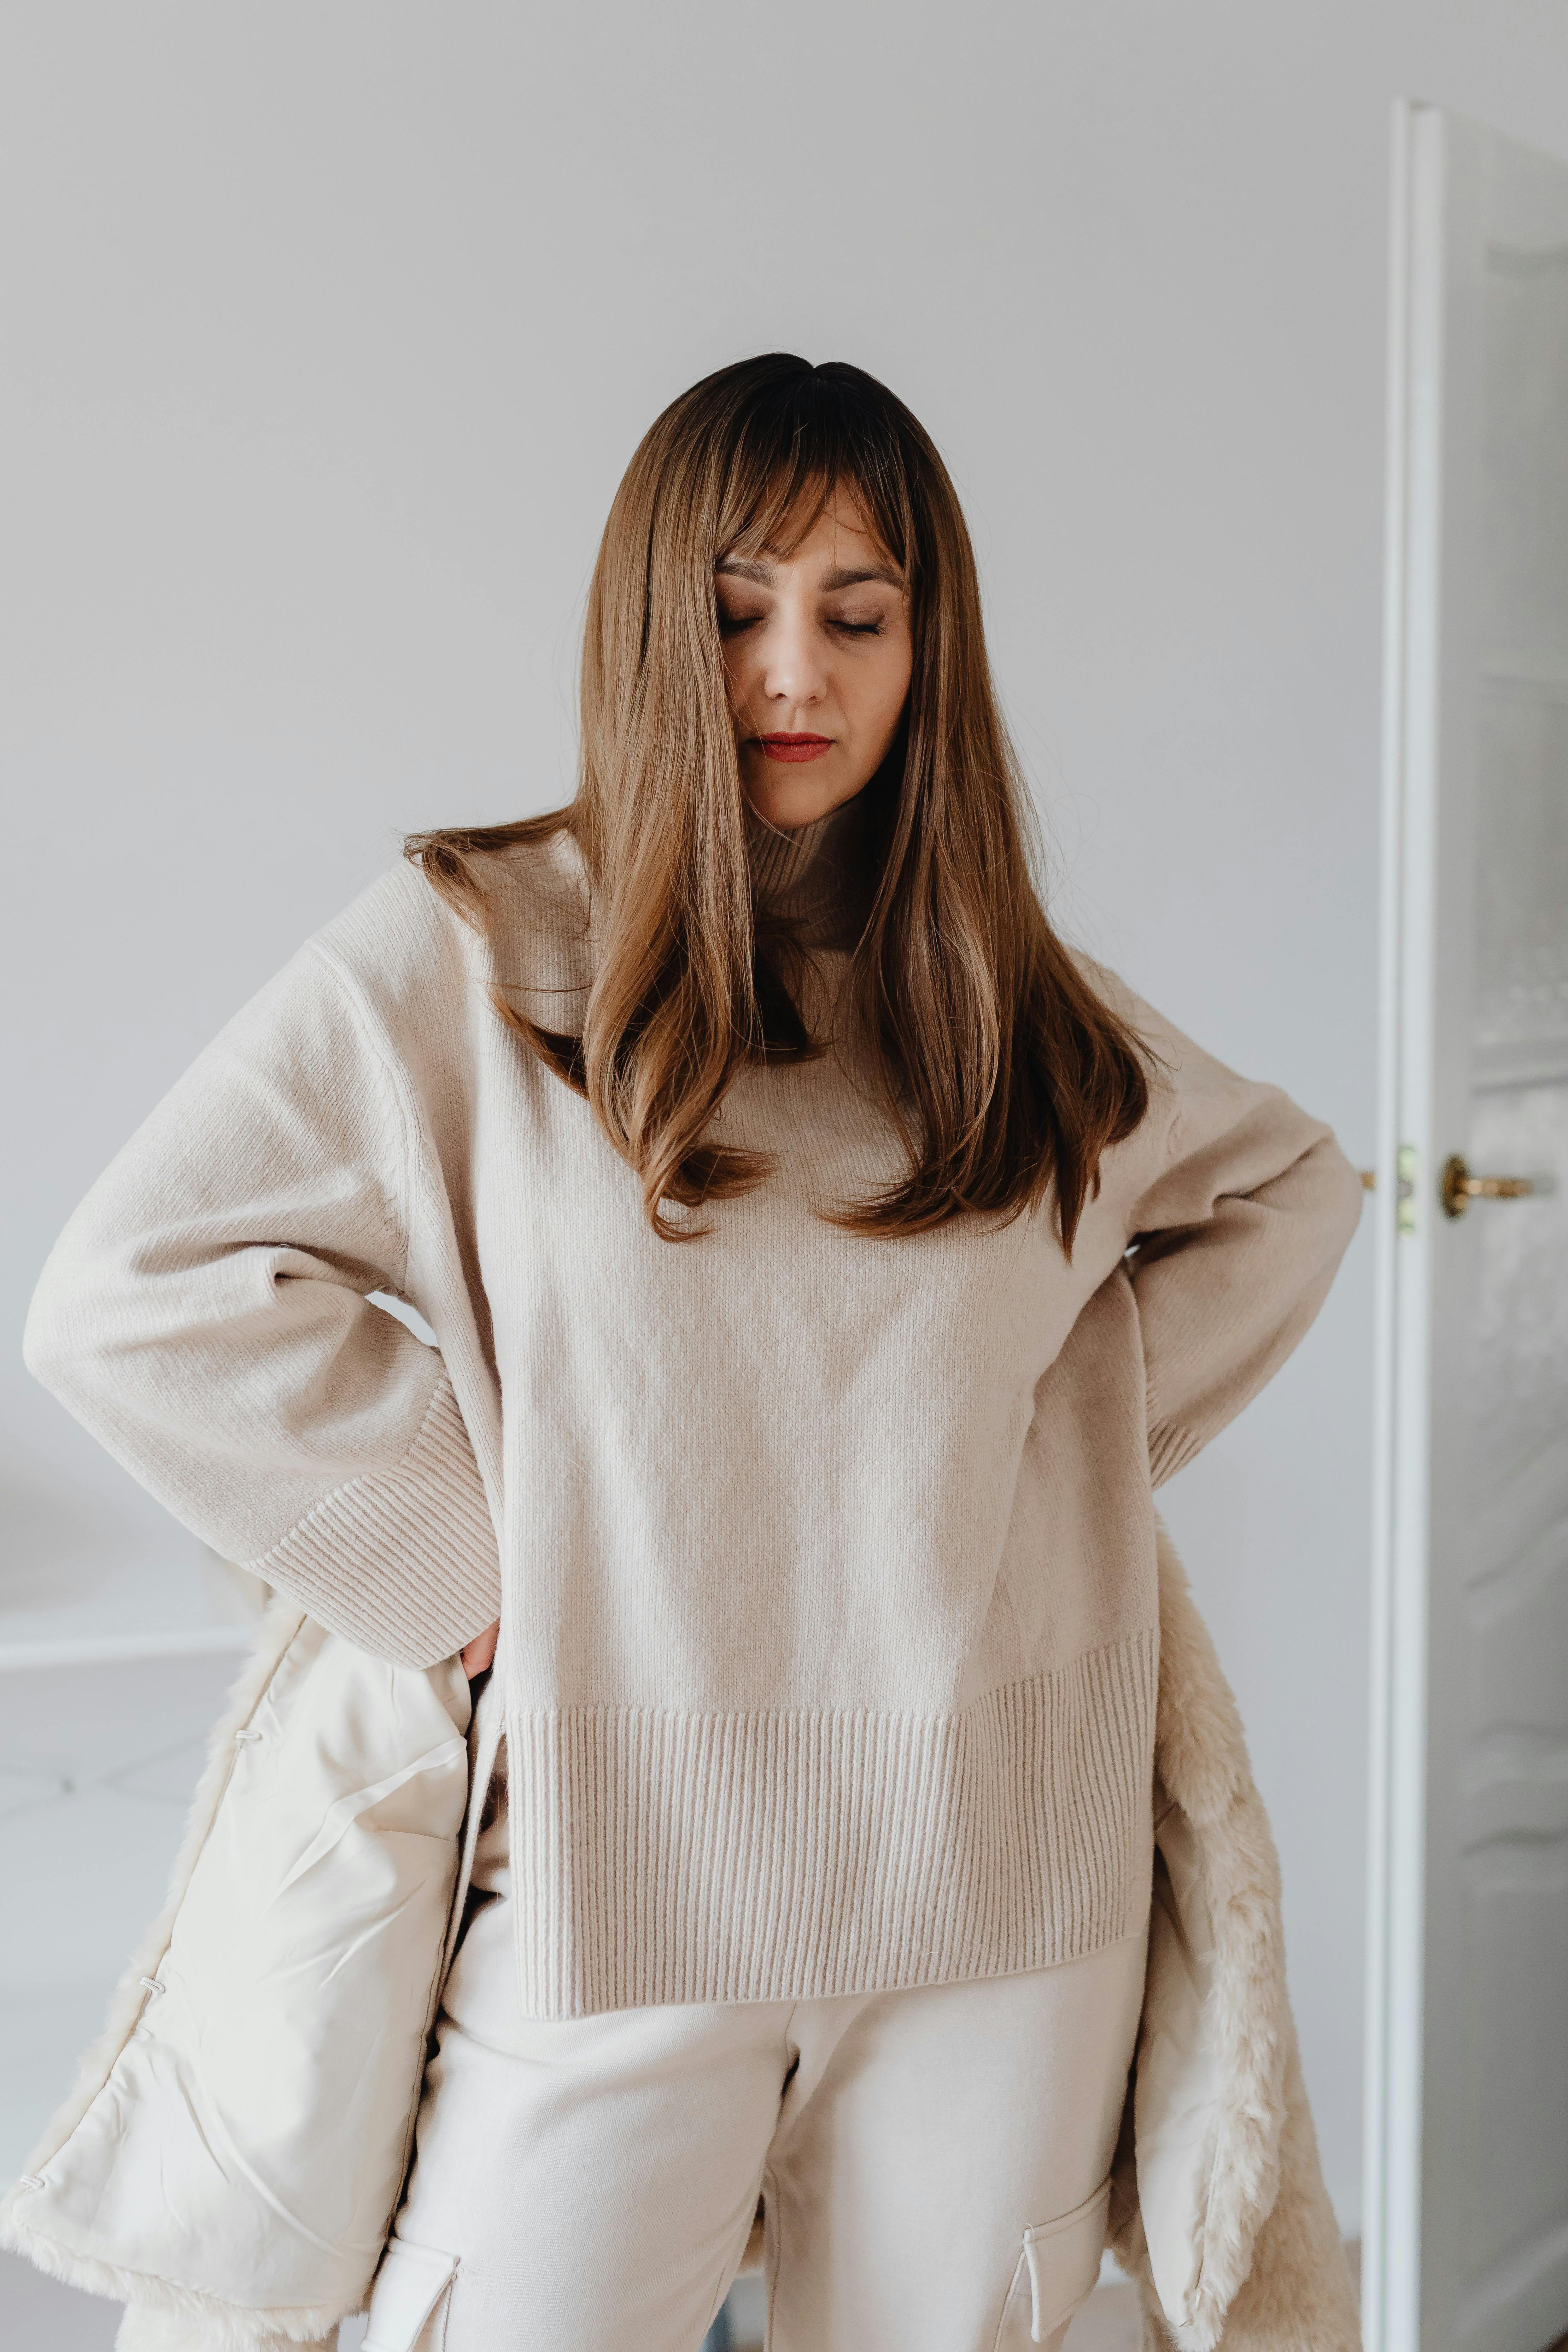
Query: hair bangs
712 369 916 585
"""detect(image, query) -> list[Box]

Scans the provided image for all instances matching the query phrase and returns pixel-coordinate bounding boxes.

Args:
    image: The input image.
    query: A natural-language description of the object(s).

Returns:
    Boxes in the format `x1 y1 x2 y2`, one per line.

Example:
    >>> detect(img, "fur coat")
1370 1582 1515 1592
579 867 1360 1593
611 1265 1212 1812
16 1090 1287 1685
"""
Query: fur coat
0 1526 1360 2352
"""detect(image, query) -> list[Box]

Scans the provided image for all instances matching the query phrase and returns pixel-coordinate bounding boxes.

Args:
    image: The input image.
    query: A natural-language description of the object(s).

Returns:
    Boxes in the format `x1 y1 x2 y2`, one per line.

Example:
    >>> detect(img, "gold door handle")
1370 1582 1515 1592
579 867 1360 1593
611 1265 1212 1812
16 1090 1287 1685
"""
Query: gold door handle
1440 1154 1537 1218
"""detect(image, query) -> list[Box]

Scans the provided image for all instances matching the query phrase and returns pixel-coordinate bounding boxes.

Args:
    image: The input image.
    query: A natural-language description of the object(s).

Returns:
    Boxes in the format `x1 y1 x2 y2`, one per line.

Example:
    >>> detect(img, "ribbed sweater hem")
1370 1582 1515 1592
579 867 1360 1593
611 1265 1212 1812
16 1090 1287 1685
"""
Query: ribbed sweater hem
506 1627 1158 2017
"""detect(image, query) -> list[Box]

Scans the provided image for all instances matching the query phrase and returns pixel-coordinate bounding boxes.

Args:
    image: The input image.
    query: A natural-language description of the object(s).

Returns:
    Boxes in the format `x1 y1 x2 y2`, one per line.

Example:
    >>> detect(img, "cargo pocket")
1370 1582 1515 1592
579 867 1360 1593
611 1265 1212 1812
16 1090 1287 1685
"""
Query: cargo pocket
363 2237 460 2352
995 2177 1112 2348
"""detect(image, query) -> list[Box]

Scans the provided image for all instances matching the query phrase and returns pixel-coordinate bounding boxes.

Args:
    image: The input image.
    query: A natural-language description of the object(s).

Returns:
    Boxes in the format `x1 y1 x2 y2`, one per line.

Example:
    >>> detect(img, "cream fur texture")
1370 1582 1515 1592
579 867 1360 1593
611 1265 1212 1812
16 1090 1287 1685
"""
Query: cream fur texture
1108 1527 1359 2351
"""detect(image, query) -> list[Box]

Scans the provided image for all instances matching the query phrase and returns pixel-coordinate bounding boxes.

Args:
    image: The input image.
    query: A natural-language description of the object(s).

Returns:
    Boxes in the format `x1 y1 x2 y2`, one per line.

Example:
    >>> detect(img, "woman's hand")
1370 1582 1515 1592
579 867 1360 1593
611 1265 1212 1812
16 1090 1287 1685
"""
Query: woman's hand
461 1619 499 1677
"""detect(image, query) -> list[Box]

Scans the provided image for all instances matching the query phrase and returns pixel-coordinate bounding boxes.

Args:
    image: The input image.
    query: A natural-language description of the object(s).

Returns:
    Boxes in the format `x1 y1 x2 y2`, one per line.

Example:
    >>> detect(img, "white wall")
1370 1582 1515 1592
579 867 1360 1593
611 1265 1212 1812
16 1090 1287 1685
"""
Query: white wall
5 1 1568 2229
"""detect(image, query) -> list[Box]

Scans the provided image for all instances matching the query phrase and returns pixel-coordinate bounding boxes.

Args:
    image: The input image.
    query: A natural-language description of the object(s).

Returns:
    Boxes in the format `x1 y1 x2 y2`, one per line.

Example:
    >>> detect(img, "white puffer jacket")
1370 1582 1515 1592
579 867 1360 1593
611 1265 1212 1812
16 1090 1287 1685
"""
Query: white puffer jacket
0 1528 1359 2352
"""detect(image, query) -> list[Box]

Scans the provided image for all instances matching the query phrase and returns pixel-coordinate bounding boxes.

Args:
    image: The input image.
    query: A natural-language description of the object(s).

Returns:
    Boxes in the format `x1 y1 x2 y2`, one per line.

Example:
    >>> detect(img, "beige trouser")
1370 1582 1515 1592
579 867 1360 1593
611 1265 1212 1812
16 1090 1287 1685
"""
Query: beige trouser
363 1805 1147 2352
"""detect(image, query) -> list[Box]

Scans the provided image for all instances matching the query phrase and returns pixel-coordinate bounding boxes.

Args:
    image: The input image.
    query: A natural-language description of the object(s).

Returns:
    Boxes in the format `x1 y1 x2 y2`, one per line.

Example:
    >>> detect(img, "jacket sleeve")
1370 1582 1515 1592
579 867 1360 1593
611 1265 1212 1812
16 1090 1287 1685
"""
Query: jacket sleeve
23 941 501 1668
1126 1009 1364 1488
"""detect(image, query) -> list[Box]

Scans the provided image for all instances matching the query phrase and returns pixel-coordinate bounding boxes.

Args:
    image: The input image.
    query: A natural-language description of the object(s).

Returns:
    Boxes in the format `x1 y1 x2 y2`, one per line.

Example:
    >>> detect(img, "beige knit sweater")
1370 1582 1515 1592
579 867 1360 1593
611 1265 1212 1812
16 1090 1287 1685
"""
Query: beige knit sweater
24 817 1361 2018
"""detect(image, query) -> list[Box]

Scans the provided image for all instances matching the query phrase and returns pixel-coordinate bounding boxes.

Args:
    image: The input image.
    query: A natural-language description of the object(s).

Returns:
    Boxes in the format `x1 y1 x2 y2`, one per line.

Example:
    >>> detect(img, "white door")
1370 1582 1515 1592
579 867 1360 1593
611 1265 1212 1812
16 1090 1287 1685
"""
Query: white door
1367 104 1568 2352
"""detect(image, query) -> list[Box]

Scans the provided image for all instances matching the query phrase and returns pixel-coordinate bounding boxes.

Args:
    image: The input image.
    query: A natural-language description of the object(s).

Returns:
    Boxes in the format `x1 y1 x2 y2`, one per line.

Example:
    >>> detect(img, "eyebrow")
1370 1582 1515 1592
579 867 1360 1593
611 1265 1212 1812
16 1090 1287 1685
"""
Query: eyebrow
715 556 905 592
823 563 904 591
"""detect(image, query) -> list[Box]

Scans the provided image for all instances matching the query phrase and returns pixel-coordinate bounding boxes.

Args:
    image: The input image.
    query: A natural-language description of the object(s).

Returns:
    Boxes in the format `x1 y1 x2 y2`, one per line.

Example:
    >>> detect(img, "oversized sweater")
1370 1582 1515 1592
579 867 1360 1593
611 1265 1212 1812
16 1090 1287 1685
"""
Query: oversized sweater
24 820 1362 2018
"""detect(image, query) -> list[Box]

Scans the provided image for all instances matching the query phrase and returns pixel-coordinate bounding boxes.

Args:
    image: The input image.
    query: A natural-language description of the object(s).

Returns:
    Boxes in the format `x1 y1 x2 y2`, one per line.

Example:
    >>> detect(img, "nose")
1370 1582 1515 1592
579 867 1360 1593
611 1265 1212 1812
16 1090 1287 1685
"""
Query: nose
759 601 827 713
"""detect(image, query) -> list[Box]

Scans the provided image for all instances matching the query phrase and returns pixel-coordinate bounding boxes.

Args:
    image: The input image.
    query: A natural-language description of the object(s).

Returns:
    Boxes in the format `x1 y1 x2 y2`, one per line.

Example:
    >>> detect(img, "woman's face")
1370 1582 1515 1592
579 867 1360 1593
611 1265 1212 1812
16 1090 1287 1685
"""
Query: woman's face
717 493 913 830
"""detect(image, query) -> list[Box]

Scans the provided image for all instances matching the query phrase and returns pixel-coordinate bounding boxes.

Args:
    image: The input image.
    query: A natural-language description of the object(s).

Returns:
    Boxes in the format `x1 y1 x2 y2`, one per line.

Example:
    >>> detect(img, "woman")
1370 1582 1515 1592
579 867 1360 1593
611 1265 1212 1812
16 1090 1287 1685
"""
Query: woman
16 356 1362 2352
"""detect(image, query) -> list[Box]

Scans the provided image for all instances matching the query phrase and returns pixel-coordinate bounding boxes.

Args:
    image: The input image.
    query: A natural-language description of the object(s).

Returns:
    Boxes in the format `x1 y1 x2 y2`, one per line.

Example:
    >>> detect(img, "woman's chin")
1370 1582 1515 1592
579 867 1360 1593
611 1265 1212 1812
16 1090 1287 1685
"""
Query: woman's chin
744 768 864 832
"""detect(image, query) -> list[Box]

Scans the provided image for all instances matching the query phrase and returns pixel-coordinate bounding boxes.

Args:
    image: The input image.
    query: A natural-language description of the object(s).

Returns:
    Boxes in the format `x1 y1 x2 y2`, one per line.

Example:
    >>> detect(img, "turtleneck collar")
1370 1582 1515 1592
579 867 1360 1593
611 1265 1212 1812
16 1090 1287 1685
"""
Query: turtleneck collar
745 787 877 952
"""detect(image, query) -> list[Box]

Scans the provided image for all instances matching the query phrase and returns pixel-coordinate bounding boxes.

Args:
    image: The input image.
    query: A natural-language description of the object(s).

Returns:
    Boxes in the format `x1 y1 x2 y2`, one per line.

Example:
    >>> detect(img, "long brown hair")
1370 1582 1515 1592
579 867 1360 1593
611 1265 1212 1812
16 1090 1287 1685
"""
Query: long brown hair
409 354 1148 1247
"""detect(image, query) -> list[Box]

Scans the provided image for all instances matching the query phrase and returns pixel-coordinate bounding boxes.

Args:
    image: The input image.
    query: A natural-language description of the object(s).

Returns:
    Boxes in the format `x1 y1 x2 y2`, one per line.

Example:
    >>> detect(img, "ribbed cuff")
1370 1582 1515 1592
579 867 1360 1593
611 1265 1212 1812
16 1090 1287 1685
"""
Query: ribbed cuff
247 1374 501 1668
1148 1419 1203 1488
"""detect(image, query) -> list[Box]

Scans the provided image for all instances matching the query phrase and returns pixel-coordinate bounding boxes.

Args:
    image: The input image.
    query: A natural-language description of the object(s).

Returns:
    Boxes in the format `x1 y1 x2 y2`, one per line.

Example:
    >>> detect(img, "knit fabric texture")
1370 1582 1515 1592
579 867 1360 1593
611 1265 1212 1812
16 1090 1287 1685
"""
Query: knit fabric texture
25 823 1362 2017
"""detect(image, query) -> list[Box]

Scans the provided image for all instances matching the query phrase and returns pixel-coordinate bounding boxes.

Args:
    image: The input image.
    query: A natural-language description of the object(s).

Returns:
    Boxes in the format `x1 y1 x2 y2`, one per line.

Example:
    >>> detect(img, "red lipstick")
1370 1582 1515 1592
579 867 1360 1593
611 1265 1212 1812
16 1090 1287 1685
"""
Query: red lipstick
757 733 833 764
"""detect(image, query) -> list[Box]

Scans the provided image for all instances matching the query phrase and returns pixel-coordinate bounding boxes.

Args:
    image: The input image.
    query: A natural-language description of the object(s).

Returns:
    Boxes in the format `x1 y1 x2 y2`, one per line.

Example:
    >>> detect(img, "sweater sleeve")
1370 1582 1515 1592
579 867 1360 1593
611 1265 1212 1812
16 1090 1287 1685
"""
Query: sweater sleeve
1126 1009 1364 1488
23 941 501 1668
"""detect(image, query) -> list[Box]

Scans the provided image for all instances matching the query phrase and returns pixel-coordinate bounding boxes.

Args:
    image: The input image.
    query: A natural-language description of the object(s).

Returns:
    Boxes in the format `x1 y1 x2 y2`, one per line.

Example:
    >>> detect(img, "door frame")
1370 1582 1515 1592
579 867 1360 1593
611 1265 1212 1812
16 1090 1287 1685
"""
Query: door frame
1364 94 1447 2352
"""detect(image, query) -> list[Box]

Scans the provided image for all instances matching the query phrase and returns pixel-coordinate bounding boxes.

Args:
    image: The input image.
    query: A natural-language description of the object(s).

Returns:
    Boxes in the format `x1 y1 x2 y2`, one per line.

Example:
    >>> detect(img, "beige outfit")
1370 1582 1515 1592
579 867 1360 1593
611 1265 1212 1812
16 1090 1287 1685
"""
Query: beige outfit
22 815 1362 2020
367 1791 1147 2352
2 1534 1363 2352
